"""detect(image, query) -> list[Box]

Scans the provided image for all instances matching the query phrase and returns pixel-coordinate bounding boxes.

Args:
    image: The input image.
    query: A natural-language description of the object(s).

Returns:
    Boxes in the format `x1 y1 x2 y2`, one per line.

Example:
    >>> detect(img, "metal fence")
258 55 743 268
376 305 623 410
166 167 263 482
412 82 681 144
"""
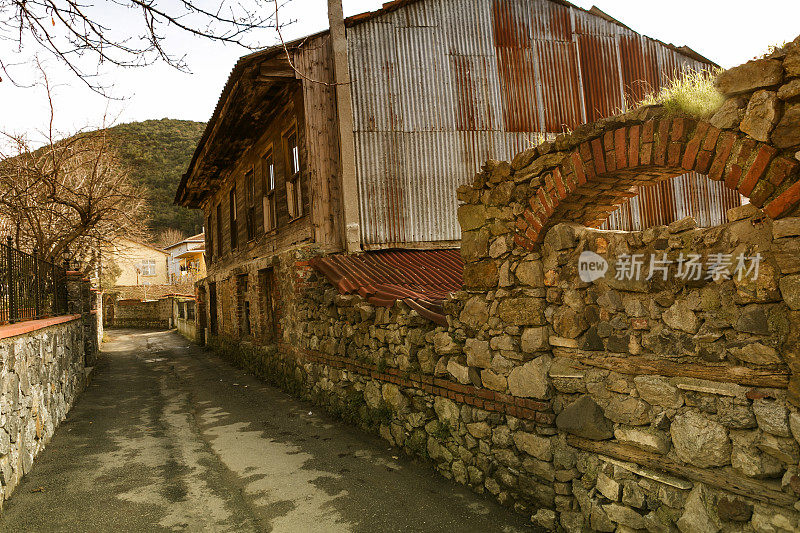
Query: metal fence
0 237 69 325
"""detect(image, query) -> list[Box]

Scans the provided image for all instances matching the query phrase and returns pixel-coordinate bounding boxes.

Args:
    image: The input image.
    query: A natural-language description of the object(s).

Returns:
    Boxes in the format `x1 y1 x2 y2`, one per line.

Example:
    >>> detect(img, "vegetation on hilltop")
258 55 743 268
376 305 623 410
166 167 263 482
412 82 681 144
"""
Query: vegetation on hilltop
106 118 206 238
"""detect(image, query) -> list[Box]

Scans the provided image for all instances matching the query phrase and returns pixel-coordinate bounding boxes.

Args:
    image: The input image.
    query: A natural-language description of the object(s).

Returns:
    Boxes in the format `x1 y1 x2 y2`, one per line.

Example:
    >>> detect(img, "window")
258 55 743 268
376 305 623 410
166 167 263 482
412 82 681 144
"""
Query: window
245 169 255 240
284 129 302 218
138 259 156 276
216 203 223 258
206 214 213 263
259 268 277 342
229 187 238 250
209 282 218 335
237 274 250 337
262 150 277 231
198 286 207 336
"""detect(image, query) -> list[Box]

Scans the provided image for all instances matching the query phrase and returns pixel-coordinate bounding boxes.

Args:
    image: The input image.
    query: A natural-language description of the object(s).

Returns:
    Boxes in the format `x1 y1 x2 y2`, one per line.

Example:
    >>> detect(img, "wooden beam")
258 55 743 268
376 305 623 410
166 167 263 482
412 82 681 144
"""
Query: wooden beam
328 0 362 253
566 436 796 507
255 73 295 82
554 350 790 389
259 58 294 77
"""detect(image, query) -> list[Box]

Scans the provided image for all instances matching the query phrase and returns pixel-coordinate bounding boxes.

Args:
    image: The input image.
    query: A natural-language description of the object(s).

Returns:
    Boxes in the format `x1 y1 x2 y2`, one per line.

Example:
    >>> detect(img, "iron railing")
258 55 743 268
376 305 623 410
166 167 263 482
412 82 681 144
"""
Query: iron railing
0 237 69 325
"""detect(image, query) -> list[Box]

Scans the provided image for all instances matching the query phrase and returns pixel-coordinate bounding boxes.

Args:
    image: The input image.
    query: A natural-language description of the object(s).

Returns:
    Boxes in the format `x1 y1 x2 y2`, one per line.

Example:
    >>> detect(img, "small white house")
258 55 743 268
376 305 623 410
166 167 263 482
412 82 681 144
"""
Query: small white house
163 233 205 283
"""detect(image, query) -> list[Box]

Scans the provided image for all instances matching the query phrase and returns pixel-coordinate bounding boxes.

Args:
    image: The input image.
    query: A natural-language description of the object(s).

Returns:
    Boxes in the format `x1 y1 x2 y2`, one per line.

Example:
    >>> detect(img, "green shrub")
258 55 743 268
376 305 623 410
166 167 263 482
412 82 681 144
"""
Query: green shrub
635 68 724 118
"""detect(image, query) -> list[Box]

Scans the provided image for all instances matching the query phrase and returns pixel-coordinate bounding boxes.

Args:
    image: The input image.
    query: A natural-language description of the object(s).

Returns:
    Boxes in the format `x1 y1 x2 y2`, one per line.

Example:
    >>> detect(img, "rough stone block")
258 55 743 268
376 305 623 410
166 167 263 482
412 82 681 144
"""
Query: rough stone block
772 103 800 149
555 395 613 440
513 431 552 461
614 426 670 454
715 58 784 96
670 411 732 468
596 472 621 501
753 398 791 437
740 90 780 141
780 274 800 310
497 297 545 326
634 375 684 408
464 338 491 369
521 326 549 353
457 204 487 232
676 484 722 533
507 355 551 399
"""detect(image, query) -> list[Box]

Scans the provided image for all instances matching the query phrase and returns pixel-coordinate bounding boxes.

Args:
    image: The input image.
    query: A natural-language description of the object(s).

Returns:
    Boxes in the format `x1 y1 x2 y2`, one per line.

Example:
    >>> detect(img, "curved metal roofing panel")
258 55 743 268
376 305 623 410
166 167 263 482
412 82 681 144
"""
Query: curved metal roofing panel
309 249 463 325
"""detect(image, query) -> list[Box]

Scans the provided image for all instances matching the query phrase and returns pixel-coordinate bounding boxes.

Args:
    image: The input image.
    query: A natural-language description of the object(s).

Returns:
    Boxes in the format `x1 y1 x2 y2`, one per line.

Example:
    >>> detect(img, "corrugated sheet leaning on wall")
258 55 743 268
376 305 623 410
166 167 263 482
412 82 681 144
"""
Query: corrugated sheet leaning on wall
601 172 743 231
346 0 717 247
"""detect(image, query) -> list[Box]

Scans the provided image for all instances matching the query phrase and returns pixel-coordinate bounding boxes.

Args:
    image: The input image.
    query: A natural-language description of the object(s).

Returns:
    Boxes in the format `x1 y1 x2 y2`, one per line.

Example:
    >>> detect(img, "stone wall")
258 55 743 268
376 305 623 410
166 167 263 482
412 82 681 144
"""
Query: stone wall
0 319 88 507
107 283 195 300
0 273 98 509
197 39 800 531
452 200 800 530
204 212 800 531
106 297 173 329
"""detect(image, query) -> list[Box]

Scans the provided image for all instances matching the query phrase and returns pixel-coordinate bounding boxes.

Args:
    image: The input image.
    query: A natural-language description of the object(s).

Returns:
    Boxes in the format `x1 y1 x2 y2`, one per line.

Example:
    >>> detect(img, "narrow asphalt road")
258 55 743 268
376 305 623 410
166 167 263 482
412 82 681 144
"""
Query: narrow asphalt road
0 329 532 532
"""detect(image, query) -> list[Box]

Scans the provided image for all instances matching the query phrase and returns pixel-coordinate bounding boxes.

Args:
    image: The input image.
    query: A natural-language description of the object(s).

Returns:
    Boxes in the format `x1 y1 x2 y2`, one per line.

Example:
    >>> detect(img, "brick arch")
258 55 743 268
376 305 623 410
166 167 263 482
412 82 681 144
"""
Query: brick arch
511 116 800 251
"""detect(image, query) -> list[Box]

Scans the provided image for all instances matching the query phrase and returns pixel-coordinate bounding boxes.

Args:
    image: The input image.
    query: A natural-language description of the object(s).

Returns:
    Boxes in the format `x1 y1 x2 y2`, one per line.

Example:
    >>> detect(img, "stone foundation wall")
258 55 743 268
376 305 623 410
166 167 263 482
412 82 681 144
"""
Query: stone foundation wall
108 298 173 329
198 213 800 531
194 37 800 530
0 318 91 508
455 201 800 529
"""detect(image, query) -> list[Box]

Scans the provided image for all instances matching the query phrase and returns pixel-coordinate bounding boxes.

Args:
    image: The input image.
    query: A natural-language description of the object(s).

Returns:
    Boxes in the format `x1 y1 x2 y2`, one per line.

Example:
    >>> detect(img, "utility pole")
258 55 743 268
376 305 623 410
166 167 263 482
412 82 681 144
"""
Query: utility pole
328 0 362 254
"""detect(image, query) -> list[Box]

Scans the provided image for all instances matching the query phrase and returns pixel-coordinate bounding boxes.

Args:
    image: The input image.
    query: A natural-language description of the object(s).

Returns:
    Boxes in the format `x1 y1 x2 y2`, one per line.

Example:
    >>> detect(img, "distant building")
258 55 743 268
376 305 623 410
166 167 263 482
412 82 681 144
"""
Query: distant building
102 237 170 287
163 233 205 283
173 242 207 284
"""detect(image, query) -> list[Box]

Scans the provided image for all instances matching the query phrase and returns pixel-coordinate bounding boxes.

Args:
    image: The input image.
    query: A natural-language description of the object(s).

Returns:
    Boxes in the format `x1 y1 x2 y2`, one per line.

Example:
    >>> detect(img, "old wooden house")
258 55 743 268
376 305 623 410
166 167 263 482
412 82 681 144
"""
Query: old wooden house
175 0 728 341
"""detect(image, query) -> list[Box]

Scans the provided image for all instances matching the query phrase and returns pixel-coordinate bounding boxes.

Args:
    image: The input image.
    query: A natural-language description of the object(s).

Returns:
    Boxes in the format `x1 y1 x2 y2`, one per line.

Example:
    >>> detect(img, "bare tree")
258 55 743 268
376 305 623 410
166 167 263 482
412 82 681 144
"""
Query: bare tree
0 131 149 266
156 227 186 248
0 0 291 92
0 67 148 268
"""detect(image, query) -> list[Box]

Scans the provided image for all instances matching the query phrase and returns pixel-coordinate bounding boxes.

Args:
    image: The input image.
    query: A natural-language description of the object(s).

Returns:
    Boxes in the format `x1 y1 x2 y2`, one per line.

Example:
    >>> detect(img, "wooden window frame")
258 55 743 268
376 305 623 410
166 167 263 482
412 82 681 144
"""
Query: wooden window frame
138 259 156 277
216 202 223 258
245 168 256 241
229 186 238 250
283 124 303 220
206 213 213 263
261 146 277 232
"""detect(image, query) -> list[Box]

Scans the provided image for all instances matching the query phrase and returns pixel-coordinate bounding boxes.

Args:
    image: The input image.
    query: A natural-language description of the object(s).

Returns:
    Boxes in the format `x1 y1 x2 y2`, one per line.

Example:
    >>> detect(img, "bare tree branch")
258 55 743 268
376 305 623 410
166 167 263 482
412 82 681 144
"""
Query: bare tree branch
0 0 289 94
0 69 149 269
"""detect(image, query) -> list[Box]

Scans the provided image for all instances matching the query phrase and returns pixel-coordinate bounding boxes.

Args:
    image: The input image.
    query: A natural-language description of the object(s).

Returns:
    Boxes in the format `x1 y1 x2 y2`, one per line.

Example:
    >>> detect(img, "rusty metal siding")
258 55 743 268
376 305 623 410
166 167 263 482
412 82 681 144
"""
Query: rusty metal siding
602 172 743 231
347 0 715 247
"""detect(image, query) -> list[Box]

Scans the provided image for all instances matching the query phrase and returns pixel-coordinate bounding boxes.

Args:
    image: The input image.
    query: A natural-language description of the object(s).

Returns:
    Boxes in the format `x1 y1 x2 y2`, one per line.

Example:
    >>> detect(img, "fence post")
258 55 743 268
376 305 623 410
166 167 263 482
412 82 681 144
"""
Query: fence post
6 236 15 323
33 248 41 318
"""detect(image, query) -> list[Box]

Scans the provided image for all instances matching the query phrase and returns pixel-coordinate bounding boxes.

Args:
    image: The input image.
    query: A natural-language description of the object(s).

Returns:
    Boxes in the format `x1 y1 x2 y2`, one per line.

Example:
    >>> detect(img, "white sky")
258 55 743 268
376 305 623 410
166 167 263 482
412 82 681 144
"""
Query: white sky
2 0 799 143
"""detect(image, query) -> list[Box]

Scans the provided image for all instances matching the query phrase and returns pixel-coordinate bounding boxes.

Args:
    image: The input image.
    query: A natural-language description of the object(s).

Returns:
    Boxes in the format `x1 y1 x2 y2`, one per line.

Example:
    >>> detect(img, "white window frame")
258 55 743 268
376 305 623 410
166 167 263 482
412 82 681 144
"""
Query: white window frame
139 259 156 277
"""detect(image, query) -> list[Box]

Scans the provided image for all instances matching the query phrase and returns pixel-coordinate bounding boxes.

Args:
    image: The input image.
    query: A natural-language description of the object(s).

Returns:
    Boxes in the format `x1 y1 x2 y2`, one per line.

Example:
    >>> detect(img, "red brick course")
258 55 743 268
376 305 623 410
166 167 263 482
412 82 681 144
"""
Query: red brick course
511 119 800 247
283 343 555 424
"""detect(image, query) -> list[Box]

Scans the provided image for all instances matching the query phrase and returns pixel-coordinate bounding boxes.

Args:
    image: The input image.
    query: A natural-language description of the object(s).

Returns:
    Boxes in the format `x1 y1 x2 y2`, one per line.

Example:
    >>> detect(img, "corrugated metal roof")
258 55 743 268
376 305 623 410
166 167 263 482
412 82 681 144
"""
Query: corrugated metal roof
347 0 717 247
309 249 462 325
176 0 715 213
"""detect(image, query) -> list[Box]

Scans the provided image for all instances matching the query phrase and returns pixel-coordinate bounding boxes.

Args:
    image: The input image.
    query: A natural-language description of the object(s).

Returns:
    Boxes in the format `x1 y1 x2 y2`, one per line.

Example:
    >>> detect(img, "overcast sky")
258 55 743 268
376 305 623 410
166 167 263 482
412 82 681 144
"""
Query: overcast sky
2 0 799 143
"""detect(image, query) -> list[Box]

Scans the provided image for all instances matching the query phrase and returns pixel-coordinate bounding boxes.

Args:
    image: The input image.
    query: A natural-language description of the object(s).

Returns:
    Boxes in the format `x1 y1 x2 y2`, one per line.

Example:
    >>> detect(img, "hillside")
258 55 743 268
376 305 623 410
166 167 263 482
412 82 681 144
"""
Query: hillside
107 119 206 238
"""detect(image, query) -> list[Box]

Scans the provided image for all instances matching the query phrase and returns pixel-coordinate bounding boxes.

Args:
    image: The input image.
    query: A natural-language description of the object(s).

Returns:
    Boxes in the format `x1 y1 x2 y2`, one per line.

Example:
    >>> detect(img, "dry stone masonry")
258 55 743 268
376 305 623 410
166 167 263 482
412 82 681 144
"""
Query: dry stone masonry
204 37 800 532
0 273 98 509
0 320 87 506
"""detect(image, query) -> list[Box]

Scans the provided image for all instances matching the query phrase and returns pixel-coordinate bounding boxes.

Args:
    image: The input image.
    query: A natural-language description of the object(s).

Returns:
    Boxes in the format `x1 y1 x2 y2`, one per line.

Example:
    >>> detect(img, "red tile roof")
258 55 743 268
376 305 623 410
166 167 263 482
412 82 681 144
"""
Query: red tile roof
309 249 463 326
